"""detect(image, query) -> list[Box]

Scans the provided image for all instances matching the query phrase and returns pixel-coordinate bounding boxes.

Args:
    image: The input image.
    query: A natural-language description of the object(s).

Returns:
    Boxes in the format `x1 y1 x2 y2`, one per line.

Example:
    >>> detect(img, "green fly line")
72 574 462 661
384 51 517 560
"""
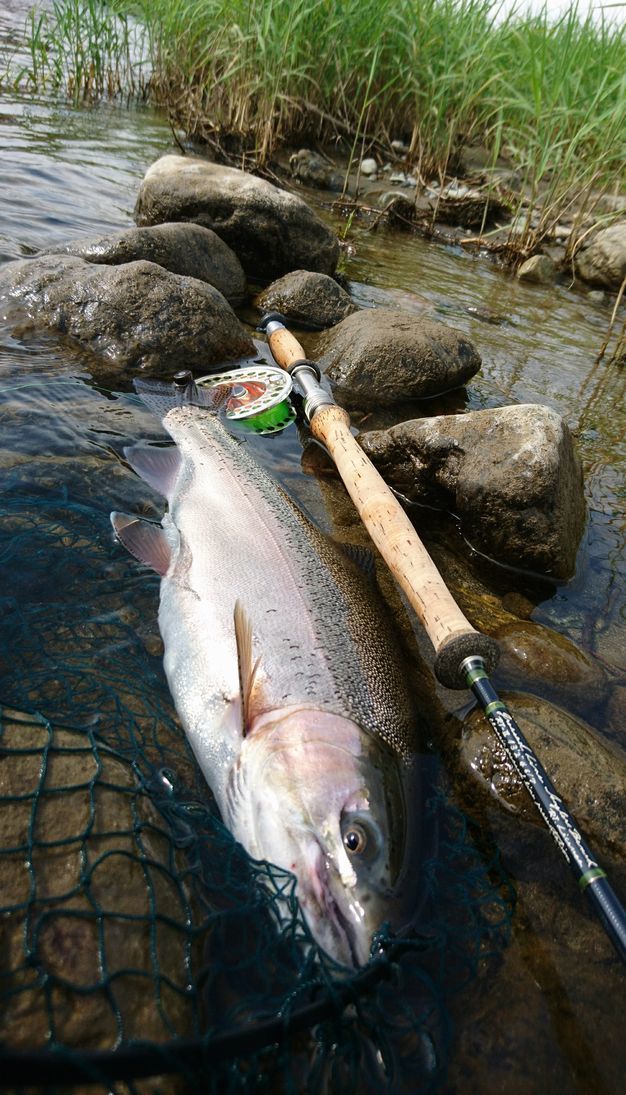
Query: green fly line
0 472 513 1091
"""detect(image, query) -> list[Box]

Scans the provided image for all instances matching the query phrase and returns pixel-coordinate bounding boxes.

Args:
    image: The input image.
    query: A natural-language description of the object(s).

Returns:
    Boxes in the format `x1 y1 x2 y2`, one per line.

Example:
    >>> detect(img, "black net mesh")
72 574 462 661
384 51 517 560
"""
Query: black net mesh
0 465 513 1092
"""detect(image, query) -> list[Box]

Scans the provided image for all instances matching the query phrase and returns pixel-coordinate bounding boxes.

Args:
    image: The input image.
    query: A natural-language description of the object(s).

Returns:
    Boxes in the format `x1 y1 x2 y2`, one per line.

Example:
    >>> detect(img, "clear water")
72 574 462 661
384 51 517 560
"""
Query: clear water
340 226 626 675
0 2 624 1090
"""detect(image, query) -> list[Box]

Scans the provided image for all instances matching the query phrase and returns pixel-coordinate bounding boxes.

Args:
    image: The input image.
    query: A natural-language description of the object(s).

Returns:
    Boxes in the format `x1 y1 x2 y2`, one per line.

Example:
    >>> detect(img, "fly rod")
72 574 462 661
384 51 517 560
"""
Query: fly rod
259 312 626 966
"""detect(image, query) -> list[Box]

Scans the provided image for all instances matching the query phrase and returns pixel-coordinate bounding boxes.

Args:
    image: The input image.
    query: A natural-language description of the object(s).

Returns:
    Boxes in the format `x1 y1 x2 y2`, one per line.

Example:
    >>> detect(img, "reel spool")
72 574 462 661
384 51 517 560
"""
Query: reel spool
195 365 296 435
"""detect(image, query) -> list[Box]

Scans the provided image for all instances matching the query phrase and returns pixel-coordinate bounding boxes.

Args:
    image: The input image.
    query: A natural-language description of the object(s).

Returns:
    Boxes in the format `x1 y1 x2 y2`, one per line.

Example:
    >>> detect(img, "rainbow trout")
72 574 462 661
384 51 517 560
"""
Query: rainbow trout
111 379 424 967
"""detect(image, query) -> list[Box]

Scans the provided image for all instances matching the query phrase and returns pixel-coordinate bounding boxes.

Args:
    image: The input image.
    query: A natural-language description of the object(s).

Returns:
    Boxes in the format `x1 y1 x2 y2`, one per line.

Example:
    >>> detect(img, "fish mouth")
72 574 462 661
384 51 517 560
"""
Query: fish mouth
325 890 364 968
303 843 370 968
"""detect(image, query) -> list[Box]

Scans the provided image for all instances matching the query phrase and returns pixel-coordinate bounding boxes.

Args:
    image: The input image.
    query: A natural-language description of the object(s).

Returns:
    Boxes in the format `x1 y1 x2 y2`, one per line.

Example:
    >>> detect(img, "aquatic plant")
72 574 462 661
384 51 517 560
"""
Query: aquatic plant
3 0 150 99
12 0 626 254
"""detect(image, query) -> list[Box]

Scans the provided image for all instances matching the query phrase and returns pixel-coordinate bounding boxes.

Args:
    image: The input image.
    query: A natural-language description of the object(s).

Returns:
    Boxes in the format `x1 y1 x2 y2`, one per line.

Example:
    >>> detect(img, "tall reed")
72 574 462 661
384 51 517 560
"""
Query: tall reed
4 0 150 100
14 0 626 251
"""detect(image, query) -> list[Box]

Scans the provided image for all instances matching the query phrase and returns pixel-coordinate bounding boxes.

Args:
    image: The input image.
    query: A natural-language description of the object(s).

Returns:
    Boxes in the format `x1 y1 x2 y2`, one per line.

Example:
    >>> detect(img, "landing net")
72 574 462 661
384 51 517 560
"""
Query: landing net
0 477 513 1092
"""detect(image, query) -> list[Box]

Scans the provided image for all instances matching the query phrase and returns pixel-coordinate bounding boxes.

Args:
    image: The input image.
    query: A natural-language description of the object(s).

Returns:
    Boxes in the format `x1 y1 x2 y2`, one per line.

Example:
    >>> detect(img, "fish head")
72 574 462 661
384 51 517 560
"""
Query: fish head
236 707 423 968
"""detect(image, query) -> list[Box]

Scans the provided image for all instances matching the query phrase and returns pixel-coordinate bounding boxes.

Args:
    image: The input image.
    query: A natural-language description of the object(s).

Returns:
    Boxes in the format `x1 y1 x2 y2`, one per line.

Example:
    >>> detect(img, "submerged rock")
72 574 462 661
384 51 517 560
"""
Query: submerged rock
315 308 481 407
575 221 626 289
0 254 254 372
359 404 585 578
50 222 248 305
449 691 626 1093
606 683 626 740
255 270 357 328
494 620 606 714
457 692 626 858
134 154 339 282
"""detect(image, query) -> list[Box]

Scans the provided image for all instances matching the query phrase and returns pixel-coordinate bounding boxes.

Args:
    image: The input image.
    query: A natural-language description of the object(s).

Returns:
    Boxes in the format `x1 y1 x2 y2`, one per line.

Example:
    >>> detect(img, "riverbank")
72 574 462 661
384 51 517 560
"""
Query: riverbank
5 0 625 270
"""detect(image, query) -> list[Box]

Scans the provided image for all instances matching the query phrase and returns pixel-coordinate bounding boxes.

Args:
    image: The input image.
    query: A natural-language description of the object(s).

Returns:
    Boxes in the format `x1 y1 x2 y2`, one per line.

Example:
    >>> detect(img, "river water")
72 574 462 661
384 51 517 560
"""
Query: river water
0 1 624 1091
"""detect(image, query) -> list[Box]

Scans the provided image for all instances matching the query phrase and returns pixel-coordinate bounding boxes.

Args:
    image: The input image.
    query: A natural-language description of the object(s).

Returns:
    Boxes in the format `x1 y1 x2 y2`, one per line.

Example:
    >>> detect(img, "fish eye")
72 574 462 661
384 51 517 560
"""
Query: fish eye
343 823 368 855
341 816 381 861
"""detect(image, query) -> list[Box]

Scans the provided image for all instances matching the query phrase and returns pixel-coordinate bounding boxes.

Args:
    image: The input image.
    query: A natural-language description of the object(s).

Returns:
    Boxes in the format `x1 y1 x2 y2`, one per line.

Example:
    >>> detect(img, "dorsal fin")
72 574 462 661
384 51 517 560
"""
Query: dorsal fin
110 512 172 576
123 444 182 502
233 600 262 735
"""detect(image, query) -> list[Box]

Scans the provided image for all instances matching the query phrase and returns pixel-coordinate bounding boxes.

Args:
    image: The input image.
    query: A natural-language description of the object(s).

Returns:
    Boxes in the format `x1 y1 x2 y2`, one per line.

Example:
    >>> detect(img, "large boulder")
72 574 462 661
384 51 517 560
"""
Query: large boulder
0 254 254 372
255 270 357 328
51 222 247 305
359 404 585 578
575 221 626 289
315 308 481 406
134 154 339 282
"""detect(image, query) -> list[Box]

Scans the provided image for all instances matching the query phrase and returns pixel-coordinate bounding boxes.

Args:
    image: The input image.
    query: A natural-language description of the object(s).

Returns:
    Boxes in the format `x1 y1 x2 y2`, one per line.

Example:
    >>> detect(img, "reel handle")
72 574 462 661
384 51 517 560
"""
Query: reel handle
261 315 499 688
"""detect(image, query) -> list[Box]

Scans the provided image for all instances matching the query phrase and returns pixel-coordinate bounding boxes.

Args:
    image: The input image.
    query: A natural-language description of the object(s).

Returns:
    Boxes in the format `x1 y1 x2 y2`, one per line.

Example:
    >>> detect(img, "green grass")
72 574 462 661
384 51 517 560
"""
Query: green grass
3 0 149 99
9 0 626 255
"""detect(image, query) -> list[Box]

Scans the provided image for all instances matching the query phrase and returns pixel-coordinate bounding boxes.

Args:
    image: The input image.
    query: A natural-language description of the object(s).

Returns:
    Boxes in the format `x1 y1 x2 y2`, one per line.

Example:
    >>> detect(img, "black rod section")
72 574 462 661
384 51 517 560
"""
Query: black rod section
462 656 626 965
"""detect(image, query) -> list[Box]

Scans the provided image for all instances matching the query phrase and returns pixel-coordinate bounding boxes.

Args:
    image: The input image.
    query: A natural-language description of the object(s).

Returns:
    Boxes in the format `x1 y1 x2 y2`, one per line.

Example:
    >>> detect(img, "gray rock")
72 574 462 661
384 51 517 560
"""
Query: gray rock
494 619 606 714
359 403 585 578
389 172 417 186
0 254 254 372
376 192 419 227
360 158 378 177
517 254 557 285
575 221 626 289
458 692 626 858
134 154 339 282
255 270 357 328
289 149 344 192
315 308 481 407
51 222 247 305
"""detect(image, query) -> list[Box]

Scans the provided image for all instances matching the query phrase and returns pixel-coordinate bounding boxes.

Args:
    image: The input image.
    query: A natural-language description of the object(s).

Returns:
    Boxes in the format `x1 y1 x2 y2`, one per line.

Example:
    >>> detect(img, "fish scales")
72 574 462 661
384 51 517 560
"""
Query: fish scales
113 388 425 967
162 406 414 764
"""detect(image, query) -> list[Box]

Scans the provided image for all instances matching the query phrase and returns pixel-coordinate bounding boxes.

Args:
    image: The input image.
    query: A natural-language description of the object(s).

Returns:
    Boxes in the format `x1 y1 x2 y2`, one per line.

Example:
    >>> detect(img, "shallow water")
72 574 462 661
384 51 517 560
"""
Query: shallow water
0 2 624 1091
341 226 626 675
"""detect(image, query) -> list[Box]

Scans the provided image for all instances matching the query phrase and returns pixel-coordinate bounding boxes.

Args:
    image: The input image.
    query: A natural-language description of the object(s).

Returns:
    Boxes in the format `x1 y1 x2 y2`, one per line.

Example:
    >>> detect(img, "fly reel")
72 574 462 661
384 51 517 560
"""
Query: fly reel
195 365 296 435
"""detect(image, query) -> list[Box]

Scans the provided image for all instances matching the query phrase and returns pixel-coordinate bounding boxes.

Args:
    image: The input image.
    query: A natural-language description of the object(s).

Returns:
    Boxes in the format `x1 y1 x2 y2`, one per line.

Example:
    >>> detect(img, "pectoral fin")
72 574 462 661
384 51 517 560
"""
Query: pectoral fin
123 444 182 502
111 511 172 576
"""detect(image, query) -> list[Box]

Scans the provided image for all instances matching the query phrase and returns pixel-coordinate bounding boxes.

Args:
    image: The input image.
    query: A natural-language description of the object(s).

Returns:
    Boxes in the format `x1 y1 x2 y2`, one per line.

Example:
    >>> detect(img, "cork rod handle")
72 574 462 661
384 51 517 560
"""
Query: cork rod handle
265 325 499 688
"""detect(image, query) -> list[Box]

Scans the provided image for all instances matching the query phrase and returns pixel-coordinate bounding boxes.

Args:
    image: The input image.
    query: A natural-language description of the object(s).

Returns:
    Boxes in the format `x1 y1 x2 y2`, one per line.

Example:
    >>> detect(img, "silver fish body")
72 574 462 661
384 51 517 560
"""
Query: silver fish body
112 388 426 966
